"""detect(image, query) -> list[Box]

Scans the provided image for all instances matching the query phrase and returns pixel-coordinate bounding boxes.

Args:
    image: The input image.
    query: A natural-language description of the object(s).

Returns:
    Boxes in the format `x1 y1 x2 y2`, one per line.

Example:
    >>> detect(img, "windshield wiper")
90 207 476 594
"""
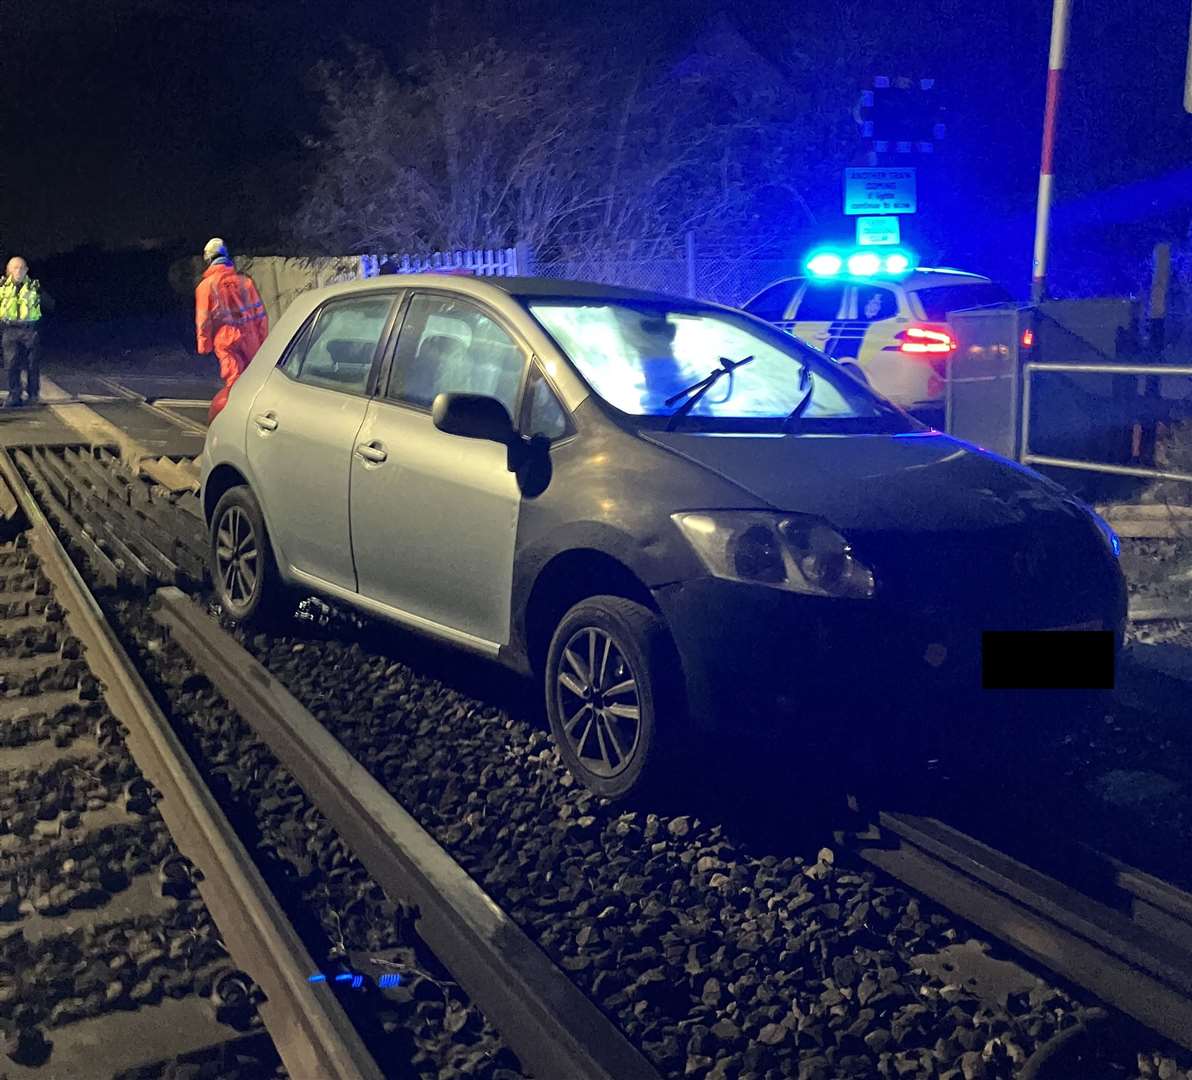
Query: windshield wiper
664 355 755 430
781 365 815 433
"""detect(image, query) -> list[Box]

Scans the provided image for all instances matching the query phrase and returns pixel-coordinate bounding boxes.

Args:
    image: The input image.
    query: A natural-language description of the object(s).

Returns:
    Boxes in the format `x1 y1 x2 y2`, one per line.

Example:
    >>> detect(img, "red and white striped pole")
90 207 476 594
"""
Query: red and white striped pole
1031 0 1072 304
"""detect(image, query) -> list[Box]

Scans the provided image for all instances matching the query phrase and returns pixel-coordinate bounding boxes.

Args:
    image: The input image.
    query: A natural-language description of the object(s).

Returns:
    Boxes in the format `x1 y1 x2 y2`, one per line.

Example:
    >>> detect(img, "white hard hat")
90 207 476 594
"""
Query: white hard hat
203 237 228 262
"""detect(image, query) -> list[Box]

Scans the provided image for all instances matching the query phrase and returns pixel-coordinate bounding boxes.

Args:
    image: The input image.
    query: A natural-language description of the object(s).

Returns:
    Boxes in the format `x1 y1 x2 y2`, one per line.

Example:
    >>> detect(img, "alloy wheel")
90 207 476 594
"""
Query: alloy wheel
215 505 259 609
555 626 642 778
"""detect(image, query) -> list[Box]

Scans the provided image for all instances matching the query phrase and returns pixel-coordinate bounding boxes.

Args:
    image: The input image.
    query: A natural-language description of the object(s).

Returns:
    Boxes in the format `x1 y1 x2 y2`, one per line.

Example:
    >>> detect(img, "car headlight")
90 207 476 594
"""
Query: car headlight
672 511 876 599
1087 508 1121 559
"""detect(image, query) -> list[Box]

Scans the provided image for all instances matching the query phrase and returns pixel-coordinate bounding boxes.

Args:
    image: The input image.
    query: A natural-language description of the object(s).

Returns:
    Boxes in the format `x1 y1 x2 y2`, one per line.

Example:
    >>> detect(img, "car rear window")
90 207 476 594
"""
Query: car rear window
914 283 1012 321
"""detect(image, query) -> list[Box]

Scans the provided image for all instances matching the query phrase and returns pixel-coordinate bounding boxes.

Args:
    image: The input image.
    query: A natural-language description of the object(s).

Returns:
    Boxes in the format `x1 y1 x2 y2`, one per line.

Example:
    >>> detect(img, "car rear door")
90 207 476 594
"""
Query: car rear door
348 291 527 648
845 282 923 401
246 291 399 590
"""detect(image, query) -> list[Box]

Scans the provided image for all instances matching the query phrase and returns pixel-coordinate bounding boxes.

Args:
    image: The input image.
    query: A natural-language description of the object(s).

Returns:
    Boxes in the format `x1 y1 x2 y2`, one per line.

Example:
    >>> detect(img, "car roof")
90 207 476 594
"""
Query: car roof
755 267 996 295
900 269 996 289
503 276 685 302
309 273 686 306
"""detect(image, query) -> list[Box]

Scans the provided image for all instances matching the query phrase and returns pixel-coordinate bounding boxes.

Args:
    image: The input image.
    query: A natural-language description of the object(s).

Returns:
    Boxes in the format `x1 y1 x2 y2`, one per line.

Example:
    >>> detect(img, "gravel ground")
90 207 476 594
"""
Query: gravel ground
1128 620 1192 647
163 596 1191 1080
1120 537 1192 609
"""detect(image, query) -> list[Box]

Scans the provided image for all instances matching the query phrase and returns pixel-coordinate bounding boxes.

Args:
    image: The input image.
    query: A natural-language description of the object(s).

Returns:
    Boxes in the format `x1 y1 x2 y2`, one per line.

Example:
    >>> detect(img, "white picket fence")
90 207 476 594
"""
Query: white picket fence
361 247 522 278
355 240 796 305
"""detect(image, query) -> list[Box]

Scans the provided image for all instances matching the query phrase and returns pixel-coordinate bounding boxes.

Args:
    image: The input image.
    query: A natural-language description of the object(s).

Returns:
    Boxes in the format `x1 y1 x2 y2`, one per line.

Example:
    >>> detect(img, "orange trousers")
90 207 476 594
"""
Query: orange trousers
215 343 249 390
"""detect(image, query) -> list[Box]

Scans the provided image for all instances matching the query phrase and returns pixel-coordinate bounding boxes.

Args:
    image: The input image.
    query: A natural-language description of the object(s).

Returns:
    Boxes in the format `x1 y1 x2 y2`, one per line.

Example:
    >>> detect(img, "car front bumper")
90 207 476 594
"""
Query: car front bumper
652 576 1127 738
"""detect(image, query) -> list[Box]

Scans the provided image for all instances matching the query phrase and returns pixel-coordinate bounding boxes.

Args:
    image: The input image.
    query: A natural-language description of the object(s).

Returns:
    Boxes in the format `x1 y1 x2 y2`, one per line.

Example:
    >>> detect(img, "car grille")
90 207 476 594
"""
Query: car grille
848 512 1114 628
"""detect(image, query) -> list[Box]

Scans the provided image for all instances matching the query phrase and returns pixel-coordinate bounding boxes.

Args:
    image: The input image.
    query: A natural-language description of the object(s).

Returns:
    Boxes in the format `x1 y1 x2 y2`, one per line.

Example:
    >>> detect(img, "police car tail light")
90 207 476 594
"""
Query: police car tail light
899 325 955 355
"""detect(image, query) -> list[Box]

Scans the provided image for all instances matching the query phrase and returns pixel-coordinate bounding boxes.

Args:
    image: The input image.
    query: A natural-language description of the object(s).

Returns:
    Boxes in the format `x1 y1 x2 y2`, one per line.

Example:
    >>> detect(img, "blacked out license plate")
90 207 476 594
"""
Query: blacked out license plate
982 625 1114 690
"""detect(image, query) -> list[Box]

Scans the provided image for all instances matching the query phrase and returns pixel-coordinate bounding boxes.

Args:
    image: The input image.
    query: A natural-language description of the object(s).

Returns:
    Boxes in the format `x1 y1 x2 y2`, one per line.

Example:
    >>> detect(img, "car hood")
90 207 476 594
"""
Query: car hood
640 429 1088 532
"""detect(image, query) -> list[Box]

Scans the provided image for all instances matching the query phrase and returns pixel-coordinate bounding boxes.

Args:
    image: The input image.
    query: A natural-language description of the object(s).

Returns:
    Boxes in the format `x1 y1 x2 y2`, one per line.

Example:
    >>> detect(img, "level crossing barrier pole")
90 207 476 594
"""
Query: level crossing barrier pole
1031 0 1072 304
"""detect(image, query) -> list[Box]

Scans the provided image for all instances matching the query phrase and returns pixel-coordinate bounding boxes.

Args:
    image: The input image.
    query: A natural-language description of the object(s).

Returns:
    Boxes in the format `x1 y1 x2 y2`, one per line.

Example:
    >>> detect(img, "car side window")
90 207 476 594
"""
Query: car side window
387 294 525 413
285 296 394 393
278 316 314 377
745 280 800 322
854 285 899 322
794 283 846 322
523 366 571 441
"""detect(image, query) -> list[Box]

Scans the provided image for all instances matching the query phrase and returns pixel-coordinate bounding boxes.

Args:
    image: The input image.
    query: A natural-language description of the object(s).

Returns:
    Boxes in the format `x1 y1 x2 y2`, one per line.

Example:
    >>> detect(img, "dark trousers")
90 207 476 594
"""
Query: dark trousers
2 326 40 404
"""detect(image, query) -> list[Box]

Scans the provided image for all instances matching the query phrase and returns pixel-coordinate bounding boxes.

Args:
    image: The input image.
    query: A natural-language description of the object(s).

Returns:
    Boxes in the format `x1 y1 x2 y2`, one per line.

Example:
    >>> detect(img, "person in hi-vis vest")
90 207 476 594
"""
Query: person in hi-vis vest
195 238 269 394
0 257 54 408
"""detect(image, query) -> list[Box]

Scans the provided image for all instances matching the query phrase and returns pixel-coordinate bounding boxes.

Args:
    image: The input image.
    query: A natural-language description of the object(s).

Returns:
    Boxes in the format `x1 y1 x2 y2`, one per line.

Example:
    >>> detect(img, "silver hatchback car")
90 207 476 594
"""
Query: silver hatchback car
201 275 1125 799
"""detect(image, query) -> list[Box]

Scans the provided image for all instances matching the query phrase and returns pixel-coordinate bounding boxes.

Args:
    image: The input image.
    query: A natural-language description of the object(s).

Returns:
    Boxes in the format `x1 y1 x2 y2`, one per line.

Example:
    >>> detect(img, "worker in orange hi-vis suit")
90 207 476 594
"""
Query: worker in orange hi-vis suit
195 237 268 397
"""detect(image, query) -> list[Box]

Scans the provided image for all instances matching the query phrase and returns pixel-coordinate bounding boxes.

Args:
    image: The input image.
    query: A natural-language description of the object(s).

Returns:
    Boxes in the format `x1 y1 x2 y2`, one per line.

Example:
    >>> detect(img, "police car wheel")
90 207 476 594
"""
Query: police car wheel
545 596 682 802
839 362 869 386
210 486 290 625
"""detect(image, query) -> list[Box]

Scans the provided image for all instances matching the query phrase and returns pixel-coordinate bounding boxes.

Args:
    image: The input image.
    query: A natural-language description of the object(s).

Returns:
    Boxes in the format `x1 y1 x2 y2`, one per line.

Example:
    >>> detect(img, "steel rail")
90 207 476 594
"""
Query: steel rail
95 376 210 436
0 449 383 1080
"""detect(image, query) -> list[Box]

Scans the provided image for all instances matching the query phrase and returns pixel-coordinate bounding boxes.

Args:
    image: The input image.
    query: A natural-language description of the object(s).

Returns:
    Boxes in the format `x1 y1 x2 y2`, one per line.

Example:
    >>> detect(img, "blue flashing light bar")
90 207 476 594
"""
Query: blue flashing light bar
804 247 917 279
378 974 402 989
847 252 881 276
806 251 843 277
307 973 327 983
335 973 354 983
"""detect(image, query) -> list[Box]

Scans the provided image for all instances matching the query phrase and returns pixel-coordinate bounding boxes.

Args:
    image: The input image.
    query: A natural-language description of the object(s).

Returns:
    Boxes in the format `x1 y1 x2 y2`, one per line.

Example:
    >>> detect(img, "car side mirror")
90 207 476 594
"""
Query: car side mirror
432 392 515 445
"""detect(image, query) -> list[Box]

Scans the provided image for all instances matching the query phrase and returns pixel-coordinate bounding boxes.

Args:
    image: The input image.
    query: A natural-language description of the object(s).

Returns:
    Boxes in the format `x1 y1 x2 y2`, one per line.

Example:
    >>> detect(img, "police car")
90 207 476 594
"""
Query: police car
743 250 1011 411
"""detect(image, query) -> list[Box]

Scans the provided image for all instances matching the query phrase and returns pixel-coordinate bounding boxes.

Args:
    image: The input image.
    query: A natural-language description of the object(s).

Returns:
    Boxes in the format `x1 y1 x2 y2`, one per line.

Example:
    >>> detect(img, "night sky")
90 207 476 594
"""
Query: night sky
3 0 1190 295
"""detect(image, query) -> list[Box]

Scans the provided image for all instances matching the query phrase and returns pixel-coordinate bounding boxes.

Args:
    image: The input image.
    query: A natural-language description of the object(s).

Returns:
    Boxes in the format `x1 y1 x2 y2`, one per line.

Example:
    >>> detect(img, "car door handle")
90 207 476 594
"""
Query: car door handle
355 441 388 464
253 413 279 432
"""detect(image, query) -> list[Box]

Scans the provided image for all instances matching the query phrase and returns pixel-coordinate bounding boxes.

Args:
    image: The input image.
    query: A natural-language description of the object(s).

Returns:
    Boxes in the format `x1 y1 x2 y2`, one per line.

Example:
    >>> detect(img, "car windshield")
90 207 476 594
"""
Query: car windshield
525 298 907 431
914 283 1012 321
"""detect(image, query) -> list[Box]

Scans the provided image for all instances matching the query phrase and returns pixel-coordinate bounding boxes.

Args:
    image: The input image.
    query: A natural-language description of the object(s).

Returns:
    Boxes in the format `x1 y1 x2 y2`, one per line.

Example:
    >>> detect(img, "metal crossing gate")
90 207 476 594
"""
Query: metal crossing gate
945 299 1192 492
945 305 1030 459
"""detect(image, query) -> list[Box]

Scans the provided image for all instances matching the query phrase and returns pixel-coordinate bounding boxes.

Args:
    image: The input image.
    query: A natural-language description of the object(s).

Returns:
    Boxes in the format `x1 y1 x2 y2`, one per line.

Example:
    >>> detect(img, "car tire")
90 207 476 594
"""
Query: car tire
209 486 291 626
840 362 869 386
545 595 682 802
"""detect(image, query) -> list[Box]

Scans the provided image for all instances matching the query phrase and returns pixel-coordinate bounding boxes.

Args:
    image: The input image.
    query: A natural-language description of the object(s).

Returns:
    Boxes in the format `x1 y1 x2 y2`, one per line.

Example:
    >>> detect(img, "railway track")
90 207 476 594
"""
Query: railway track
0 456 377 1078
5 435 1192 1076
3 444 654 1077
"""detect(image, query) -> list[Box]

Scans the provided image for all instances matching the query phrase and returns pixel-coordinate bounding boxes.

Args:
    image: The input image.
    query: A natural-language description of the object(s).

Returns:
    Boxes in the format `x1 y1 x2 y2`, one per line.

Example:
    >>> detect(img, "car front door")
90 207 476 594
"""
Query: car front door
789 280 848 356
349 292 527 647
744 278 802 332
247 291 399 590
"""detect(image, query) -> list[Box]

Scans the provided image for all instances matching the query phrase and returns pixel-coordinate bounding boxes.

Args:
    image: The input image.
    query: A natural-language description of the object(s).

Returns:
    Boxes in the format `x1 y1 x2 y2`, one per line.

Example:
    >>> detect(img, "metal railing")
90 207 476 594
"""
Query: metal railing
1020 361 1192 483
